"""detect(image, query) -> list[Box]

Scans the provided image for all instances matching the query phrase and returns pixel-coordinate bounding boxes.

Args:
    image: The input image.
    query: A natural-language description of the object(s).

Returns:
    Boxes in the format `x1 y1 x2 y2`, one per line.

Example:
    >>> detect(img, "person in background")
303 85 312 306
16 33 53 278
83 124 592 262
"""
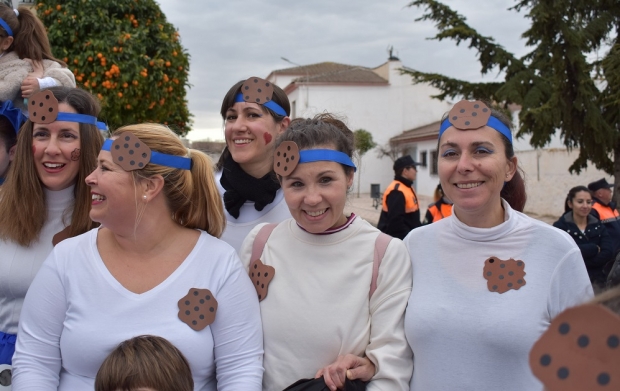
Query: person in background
423 183 453 224
215 76 291 252
587 178 620 253
0 87 104 388
553 186 614 289
0 5 75 112
0 100 25 184
12 123 263 390
377 155 421 239
240 114 413 390
403 100 592 391
95 335 193 391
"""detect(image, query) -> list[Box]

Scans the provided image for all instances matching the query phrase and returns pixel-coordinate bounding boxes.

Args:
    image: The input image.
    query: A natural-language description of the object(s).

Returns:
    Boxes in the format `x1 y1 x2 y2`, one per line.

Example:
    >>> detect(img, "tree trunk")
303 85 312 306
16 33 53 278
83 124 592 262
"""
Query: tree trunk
614 142 620 207
357 159 362 198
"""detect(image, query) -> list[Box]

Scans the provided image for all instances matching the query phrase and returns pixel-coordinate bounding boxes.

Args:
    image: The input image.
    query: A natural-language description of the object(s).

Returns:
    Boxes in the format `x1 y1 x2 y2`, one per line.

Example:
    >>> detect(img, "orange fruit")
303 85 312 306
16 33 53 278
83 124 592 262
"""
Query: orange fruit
118 92 123 98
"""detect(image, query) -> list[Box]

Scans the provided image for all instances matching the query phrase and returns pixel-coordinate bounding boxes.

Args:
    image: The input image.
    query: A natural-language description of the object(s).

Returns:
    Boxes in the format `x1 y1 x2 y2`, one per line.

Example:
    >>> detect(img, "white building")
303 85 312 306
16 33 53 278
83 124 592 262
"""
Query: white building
266 57 452 196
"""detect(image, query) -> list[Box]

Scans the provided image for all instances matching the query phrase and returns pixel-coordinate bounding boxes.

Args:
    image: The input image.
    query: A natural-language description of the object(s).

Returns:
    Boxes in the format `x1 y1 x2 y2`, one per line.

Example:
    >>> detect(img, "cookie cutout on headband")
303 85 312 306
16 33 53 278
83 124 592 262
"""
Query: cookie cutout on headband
529 304 620 391
241 77 275 104
29 90 59 124
274 141 299 176
483 257 526 294
177 288 218 331
448 100 491 130
110 132 151 171
249 259 275 301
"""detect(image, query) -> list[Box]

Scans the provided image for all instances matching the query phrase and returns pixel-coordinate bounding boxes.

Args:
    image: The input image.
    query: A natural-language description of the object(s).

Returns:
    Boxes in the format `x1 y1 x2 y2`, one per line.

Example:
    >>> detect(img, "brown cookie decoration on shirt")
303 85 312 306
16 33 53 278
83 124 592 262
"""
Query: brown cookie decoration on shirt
29 90 59 124
110 132 152 171
529 304 620 391
52 226 72 246
177 288 218 331
240 77 274 104
447 100 491 130
249 259 275 301
274 141 299 176
483 257 526 294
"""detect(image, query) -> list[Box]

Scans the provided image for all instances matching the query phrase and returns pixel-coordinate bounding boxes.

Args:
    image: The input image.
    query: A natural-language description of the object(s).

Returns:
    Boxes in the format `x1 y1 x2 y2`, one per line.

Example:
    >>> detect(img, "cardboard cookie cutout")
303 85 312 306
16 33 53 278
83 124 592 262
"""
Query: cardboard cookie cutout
177 288 218 331
110 132 152 171
52 226 72 246
274 141 299 176
0 364 11 388
241 77 275 104
447 100 491 130
530 304 620 391
28 90 59 124
483 257 526 294
249 259 275 301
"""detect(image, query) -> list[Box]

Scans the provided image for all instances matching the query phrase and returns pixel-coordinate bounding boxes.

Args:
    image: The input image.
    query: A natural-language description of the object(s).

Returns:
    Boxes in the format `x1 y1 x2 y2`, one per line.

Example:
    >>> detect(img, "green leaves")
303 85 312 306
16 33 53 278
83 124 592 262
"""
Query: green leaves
38 0 192 135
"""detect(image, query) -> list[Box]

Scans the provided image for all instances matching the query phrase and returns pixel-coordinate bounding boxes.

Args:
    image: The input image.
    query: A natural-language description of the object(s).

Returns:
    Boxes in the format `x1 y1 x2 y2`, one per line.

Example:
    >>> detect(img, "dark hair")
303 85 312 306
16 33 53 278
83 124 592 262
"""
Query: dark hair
0 86 103 246
95 335 193 391
215 79 290 171
438 106 527 212
276 113 355 176
0 5 66 65
0 115 16 153
564 185 592 213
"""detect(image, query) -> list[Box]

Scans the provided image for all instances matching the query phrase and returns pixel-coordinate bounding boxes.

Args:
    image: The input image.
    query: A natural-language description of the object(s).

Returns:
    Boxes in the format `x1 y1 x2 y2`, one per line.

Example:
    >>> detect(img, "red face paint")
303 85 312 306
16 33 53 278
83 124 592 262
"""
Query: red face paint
263 132 273 145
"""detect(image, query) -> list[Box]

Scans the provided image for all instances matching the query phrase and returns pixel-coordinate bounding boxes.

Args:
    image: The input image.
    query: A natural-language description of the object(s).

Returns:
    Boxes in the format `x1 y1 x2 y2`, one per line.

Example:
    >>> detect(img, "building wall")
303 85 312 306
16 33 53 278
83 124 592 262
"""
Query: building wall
270 60 452 195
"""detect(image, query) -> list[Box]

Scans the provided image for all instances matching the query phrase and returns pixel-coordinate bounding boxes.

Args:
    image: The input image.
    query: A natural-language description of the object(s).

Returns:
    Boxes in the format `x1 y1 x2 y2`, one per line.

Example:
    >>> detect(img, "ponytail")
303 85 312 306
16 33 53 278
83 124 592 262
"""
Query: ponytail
13 6 66 66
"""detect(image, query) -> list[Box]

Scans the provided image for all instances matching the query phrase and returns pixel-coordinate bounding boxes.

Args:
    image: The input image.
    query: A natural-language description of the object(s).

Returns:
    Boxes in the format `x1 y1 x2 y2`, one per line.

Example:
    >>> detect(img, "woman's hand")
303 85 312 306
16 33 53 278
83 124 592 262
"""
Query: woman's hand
314 354 375 390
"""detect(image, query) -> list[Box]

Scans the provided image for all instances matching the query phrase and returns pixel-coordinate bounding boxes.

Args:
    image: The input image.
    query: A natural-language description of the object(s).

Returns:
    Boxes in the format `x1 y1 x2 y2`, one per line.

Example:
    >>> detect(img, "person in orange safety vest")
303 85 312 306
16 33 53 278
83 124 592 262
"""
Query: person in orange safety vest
377 155 421 239
423 183 453 225
588 178 620 254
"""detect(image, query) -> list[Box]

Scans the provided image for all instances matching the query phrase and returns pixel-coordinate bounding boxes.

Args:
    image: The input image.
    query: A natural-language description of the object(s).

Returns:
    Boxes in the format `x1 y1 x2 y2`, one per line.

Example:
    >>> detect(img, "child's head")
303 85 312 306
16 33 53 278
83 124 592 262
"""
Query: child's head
95 335 193 391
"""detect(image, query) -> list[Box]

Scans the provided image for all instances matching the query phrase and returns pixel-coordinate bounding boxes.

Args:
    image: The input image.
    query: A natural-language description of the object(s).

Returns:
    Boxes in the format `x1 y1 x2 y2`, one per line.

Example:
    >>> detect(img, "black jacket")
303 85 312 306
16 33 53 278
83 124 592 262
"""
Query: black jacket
553 212 614 285
377 176 421 239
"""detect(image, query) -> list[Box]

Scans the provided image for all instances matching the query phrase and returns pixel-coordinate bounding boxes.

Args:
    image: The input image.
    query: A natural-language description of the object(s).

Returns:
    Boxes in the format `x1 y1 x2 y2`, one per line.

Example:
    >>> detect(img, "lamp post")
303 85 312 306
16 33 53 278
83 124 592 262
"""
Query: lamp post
281 57 309 109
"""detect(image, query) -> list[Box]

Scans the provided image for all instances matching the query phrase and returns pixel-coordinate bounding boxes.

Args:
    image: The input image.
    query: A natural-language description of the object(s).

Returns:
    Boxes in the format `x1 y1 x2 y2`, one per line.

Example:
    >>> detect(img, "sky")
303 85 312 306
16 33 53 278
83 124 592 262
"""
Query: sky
156 0 532 141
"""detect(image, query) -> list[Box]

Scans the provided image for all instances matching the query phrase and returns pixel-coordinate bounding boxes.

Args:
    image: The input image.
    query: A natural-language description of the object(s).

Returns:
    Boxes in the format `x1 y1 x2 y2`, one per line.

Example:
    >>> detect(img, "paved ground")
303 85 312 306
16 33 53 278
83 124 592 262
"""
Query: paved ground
345 193 556 227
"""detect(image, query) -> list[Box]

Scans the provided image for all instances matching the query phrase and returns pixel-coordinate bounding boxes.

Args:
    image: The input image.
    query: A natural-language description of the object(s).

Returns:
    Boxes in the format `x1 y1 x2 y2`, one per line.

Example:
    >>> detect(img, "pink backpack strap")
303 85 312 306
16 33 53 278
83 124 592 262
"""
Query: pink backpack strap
250 223 278 263
369 233 392 299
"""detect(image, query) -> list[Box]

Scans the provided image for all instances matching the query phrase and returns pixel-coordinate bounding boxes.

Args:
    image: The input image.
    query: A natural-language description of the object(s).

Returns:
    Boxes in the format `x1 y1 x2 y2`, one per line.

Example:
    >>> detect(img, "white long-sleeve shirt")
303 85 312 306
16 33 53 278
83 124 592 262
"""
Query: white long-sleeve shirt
216 171 291 253
0 186 74 336
240 217 413 391
403 200 593 391
12 229 263 391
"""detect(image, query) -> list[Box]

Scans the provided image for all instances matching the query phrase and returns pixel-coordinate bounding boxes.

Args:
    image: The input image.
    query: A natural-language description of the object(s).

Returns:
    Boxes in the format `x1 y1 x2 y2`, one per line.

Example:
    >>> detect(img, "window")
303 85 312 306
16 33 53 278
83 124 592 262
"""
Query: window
430 150 438 175
419 151 428 167
291 100 297 119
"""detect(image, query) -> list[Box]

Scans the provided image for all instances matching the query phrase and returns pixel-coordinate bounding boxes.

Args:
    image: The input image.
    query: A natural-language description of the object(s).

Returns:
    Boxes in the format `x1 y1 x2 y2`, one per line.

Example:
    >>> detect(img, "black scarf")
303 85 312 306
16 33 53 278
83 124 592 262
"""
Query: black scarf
220 156 281 219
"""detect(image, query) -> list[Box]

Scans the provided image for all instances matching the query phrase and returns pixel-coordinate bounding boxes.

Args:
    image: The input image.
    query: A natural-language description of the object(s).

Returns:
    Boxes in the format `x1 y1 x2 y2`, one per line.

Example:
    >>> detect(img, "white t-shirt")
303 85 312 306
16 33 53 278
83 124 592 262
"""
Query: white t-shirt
403 200 593 391
12 229 263 391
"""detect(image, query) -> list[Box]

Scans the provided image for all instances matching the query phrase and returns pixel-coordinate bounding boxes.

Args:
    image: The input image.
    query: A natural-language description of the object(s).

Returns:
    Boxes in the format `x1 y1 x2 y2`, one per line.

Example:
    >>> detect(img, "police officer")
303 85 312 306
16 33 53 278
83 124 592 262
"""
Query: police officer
588 178 620 253
377 155 421 239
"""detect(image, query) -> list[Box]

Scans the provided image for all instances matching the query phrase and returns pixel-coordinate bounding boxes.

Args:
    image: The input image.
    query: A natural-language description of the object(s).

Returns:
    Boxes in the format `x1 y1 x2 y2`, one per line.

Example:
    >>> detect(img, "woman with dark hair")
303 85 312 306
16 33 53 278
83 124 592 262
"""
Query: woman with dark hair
215 77 291 252
403 101 593 390
0 4 75 112
240 114 413 390
553 186 614 288
0 86 104 386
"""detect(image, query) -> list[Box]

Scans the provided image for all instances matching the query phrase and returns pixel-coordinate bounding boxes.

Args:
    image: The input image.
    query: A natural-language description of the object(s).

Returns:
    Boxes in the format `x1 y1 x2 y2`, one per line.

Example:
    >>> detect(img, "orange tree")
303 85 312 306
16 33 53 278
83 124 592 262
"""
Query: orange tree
37 0 192 135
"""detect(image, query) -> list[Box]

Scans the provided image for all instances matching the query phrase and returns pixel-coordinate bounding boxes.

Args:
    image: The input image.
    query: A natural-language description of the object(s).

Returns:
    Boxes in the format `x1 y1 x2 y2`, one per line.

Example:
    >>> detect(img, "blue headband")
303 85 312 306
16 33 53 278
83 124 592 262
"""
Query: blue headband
439 115 512 143
299 149 357 172
55 112 109 131
102 138 192 170
234 93 287 117
0 100 25 133
0 18 12 37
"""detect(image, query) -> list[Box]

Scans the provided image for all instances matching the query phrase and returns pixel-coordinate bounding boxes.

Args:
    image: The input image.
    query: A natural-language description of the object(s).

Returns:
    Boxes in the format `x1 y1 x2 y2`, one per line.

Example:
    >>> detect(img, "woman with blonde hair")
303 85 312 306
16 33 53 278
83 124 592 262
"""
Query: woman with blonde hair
0 86 104 386
12 123 263 390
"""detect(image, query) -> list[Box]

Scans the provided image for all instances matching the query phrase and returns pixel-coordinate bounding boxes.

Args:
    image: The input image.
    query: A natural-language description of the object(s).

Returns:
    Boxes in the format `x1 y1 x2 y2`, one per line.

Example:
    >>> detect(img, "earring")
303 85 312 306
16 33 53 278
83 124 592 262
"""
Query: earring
142 195 147 200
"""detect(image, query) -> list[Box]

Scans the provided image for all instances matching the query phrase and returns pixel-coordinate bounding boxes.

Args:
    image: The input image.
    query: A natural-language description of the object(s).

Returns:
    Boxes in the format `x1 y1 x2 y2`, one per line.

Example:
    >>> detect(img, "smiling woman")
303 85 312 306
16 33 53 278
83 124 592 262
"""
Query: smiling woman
239 114 413 391
0 86 104 386
402 100 594 391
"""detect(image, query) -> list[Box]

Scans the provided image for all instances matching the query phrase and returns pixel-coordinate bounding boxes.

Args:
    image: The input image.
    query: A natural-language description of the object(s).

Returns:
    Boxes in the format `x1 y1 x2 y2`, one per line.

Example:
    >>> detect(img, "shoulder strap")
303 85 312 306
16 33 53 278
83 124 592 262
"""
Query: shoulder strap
369 233 392 299
250 223 278 262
